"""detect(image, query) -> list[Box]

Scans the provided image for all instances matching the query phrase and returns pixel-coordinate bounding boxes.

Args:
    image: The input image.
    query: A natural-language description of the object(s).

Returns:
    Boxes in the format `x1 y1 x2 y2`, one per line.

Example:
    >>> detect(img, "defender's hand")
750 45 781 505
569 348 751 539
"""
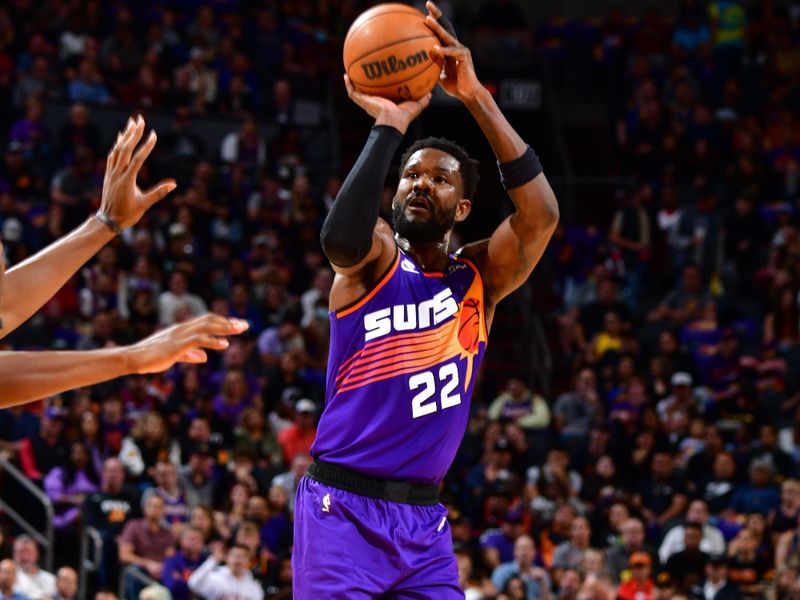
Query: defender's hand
127 314 249 374
344 74 431 134
424 1 482 102
100 115 177 230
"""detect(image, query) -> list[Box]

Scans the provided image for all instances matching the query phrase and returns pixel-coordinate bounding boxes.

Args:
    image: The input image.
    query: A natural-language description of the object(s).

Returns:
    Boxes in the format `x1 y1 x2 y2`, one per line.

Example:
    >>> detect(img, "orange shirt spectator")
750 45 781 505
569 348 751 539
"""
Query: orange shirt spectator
277 399 317 465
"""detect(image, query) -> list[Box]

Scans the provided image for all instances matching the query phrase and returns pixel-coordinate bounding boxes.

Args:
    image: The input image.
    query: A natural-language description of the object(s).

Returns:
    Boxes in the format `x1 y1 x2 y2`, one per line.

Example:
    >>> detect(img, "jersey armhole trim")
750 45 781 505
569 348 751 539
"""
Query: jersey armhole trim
456 255 489 341
334 246 400 318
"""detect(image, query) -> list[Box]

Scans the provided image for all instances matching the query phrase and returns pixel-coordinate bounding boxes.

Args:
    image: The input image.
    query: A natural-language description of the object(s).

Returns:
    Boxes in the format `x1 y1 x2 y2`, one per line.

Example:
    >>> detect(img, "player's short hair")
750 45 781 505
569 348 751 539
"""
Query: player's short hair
399 137 480 200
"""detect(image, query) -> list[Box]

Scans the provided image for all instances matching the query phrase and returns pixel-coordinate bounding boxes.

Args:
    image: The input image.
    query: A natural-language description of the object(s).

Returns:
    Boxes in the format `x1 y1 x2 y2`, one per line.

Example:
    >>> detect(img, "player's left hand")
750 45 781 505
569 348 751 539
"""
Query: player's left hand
424 1 482 102
99 114 177 230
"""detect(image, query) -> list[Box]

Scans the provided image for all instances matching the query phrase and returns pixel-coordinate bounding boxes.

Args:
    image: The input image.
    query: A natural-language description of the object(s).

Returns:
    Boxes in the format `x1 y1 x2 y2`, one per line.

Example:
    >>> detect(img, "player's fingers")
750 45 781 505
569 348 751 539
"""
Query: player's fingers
120 115 146 166
431 45 469 60
344 74 358 99
184 313 250 336
129 130 157 174
196 316 250 337
189 333 231 351
425 14 459 46
179 349 208 364
108 121 133 170
426 1 442 18
142 179 178 209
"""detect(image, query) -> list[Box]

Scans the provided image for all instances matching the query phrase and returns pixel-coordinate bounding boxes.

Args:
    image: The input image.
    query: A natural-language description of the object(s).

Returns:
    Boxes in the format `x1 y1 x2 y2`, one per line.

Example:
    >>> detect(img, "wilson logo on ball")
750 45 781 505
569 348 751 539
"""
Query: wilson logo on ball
360 50 430 80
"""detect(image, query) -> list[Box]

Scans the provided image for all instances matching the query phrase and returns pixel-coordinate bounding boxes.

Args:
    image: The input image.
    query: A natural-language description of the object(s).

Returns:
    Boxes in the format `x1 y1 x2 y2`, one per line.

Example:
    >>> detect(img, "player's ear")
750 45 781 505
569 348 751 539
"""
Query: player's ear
454 198 471 222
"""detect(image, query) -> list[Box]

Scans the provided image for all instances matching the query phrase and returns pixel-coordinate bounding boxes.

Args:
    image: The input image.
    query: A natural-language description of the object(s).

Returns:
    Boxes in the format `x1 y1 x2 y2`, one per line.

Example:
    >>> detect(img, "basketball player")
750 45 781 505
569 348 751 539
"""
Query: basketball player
293 2 559 597
0 116 248 406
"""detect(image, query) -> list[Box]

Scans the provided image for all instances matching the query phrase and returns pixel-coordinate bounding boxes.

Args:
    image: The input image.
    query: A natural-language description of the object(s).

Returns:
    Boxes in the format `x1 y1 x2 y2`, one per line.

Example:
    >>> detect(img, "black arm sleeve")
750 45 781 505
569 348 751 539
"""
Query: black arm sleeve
320 125 403 267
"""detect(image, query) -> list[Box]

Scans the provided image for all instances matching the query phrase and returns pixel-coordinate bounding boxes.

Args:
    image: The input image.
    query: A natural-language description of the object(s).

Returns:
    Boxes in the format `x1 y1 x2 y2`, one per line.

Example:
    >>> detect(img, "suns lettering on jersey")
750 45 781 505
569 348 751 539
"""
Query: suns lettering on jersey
363 288 458 342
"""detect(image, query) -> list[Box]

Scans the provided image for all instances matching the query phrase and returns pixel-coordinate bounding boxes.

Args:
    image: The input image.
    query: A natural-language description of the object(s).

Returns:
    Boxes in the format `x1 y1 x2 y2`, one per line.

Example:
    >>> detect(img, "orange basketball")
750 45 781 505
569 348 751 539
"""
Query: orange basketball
343 3 443 102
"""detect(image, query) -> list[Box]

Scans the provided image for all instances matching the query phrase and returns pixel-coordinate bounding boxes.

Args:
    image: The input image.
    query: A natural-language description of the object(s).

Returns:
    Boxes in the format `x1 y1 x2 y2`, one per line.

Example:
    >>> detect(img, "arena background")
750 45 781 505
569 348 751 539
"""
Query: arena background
0 0 799 598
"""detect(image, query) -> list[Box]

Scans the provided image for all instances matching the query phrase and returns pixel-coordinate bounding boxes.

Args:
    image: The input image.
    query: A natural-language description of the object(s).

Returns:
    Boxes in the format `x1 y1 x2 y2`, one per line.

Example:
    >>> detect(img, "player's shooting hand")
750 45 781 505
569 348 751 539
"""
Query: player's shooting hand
100 115 177 230
424 2 482 102
126 313 249 374
344 74 431 134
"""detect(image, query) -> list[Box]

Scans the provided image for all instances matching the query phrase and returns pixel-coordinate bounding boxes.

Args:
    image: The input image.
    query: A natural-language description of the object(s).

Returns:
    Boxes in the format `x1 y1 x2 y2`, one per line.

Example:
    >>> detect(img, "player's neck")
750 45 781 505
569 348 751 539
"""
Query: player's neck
395 234 450 272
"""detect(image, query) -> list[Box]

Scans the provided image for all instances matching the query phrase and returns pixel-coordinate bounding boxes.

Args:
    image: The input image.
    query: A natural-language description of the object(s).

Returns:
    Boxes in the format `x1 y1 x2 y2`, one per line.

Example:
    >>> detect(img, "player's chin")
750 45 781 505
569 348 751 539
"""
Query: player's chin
405 206 433 220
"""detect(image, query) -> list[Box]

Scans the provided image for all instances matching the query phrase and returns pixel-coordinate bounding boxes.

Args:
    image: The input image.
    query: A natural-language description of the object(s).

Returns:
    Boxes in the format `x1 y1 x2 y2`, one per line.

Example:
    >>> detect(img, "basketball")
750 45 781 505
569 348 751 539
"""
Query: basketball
343 3 443 102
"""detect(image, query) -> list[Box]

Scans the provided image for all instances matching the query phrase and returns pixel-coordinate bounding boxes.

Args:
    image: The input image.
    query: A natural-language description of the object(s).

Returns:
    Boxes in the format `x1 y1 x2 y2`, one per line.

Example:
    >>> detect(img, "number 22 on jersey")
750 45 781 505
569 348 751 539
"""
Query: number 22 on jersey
409 361 461 418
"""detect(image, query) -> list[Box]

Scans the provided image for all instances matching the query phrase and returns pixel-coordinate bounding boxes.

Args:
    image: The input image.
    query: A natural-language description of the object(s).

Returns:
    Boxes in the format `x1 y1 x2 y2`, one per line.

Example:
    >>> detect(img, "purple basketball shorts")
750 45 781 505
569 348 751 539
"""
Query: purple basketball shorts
292 476 464 599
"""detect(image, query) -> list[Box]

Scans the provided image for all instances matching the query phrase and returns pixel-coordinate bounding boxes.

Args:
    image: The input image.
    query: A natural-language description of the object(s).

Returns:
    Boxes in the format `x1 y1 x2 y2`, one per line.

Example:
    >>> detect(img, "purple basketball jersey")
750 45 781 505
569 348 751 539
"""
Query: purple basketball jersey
311 248 488 485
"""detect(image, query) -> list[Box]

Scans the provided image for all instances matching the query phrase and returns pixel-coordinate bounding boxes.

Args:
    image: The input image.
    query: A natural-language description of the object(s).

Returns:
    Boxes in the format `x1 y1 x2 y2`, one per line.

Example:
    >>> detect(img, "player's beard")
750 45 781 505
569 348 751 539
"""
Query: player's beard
392 196 457 244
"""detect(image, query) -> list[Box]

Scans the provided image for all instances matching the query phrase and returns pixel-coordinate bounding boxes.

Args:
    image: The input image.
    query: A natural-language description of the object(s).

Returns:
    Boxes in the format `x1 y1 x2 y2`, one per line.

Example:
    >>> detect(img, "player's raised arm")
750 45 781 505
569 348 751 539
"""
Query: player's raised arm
0 115 176 338
319 76 431 310
425 2 560 306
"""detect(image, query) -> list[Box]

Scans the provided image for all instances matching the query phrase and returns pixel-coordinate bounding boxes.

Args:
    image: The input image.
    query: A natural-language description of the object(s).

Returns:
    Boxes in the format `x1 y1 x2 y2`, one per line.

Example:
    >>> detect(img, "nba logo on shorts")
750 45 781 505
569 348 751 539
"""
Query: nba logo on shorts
322 493 331 513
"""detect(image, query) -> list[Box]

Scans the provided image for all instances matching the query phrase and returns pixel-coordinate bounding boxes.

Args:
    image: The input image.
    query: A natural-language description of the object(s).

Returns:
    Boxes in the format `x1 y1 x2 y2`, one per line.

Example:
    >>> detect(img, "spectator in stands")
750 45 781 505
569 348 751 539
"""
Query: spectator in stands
119 412 178 484
19 407 68 481
553 368 598 459
271 454 310 512
82 458 140 589
276 398 316 465
665 522 710 590
647 264 713 328
234 407 282 469
257 313 304 370
118 495 176 597
0 559 27 600
726 527 769 598
617 551 655 600
634 450 688 534
299 267 332 329
67 58 112 105
158 270 208 326
57 103 100 162
11 537 55 600
745 424 795 481
605 518 658 584
488 377 551 432
188 544 263 600
49 144 99 232
174 47 218 109
771 480 800 538
659 499 726 563
12 56 54 110
220 116 266 172
161 527 205 600
491 535 551 600
689 554 740 600
552 515 592 572
138 585 170 600
609 182 652 308
43 441 100 566
731 459 780 515
142 461 188 530
179 443 216 509
44 441 100 531
480 509 526 568
53 567 78 600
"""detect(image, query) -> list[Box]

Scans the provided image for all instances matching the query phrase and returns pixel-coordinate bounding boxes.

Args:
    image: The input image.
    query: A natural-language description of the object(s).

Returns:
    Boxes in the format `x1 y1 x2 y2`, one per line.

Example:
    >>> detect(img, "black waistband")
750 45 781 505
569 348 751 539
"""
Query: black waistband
306 460 440 506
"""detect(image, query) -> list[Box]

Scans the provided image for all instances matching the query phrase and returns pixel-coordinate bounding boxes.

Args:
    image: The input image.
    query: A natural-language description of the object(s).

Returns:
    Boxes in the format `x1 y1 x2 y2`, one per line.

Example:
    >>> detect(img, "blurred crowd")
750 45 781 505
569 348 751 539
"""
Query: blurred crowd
0 0 799 599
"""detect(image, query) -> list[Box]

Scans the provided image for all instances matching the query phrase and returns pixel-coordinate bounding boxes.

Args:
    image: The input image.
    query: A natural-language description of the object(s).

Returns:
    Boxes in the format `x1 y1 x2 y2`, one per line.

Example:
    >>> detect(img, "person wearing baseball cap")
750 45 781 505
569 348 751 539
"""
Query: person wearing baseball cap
617 552 654 600
277 399 318 464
